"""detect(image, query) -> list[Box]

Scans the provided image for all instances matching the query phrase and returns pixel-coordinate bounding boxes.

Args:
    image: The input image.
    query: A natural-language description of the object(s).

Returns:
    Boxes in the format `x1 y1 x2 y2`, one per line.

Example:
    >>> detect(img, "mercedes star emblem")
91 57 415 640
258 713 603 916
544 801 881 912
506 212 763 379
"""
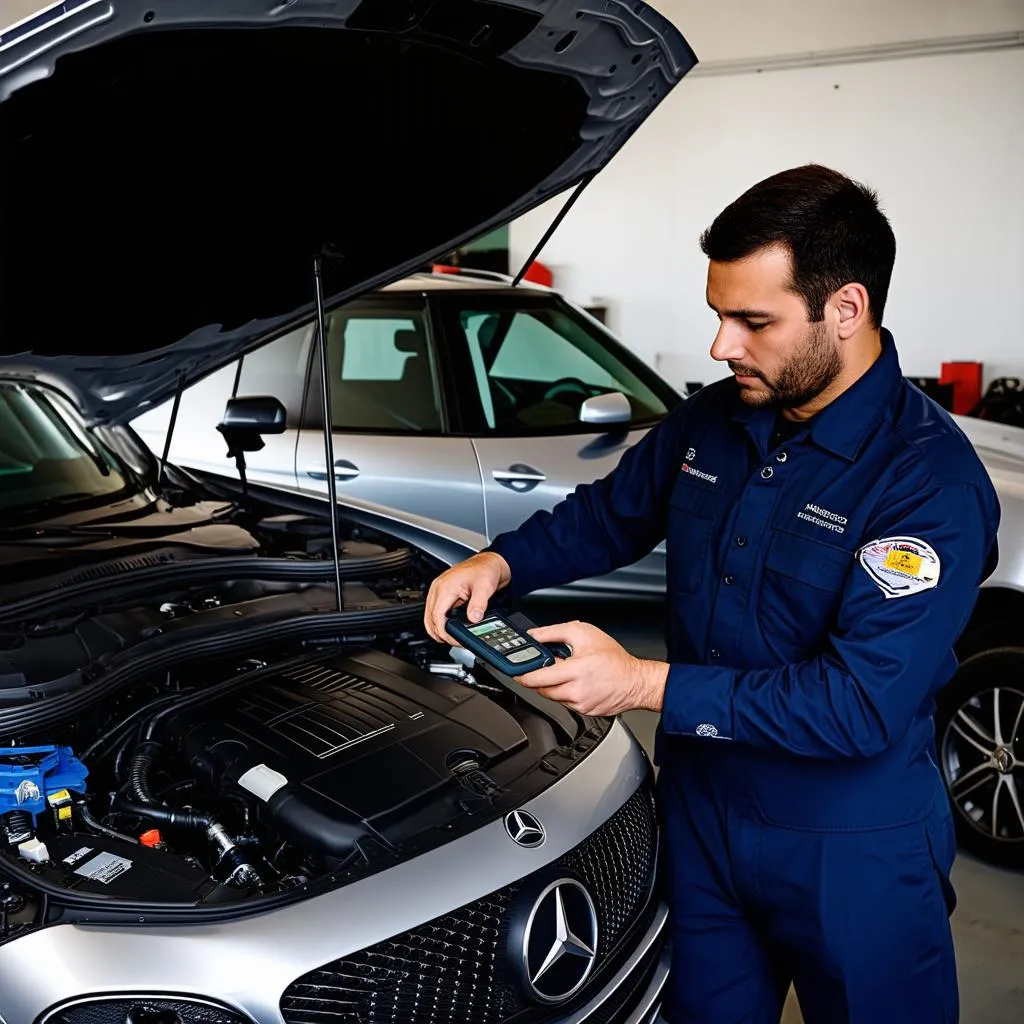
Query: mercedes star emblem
521 879 599 1003
505 809 546 848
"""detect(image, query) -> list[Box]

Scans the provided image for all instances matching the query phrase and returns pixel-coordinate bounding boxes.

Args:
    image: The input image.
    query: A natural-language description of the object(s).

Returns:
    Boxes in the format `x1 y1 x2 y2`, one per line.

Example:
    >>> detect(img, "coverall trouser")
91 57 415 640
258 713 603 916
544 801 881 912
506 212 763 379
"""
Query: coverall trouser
656 747 960 1024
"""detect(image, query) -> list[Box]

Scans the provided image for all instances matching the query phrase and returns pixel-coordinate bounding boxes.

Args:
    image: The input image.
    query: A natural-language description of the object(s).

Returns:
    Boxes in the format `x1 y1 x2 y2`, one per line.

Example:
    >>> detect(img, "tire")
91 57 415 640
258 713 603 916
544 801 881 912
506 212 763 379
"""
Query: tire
935 643 1024 869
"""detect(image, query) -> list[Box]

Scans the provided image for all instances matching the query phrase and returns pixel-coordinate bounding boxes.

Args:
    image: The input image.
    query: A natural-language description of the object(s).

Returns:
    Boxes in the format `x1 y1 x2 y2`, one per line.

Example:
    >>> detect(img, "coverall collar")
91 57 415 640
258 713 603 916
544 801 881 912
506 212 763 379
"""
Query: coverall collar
730 329 902 462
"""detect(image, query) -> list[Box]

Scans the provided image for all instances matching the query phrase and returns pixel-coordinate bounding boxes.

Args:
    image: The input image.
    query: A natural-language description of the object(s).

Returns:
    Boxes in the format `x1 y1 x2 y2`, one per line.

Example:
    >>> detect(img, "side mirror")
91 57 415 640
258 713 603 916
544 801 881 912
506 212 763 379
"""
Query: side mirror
218 396 287 441
216 396 287 495
579 391 631 427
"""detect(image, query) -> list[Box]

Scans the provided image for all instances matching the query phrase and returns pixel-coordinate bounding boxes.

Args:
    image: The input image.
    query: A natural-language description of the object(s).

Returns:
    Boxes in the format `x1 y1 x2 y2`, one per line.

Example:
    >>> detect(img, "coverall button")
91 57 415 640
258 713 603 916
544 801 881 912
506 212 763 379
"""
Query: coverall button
736 536 747 547
710 649 721 659
776 450 789 463
761 466 774 479
723 575 735 586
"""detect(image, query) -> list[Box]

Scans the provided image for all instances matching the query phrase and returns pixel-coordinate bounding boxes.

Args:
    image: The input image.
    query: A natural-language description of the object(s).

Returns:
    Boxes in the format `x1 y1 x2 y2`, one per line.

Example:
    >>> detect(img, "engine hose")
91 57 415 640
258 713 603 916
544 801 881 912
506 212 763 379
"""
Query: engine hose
115 797 213 832
127 742 163 805
76 803 139 845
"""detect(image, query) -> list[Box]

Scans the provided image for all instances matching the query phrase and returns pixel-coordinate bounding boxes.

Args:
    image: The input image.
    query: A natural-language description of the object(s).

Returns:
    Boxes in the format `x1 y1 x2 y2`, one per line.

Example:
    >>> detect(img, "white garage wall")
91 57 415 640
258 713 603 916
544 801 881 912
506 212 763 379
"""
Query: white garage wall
655 0 1024 63
510 3 1024 392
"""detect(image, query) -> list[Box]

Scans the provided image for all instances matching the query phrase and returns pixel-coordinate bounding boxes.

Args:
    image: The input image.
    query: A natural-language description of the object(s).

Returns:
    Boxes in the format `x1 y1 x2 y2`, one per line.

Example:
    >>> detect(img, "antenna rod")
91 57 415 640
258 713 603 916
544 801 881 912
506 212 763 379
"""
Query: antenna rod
158 373 186 485
313 254 344 613
511 174 594 287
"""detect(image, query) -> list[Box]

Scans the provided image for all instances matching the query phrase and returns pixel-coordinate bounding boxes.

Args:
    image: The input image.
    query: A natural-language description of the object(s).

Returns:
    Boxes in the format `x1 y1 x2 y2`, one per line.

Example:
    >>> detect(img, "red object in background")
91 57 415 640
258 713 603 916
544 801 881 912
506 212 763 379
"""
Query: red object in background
521 260 553 287
940 362 983 415
139 829 162 848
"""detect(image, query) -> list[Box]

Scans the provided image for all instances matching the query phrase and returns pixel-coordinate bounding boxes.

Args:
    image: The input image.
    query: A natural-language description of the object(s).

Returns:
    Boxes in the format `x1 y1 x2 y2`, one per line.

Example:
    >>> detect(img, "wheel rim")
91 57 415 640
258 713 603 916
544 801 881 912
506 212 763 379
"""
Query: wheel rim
941 684 1024 844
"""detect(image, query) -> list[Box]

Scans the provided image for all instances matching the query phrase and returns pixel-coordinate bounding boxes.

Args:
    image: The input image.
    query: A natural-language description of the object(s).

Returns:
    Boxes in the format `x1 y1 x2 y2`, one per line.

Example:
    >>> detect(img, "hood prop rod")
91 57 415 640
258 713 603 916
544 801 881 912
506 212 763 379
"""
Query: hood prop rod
313 254 344 614
511 173 595 287
157 373 186 486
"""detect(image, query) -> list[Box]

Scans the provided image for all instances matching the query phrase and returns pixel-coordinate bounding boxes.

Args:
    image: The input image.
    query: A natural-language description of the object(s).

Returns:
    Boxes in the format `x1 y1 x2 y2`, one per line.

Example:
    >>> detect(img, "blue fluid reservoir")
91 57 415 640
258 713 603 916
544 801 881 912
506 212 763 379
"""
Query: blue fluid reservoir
0 746 89 825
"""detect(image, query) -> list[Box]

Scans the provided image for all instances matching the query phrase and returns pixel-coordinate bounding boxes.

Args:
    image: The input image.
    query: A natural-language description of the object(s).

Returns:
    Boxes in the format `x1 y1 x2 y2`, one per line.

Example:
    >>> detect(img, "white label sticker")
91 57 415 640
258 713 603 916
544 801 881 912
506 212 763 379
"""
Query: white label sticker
237 763 289 802
857 536 941 599
62 846 94 867
74 851 132 884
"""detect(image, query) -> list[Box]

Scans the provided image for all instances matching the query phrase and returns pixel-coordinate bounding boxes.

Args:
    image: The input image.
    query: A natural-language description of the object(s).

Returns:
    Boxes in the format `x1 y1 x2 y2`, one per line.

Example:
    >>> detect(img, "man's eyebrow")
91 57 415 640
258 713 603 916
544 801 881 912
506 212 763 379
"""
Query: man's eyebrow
706 300 775 320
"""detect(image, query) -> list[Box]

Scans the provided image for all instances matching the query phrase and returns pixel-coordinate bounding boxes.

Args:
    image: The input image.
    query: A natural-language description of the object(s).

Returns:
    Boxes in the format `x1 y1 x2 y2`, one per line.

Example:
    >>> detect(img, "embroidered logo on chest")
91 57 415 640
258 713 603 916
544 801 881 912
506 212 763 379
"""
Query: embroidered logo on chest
797 502 848 535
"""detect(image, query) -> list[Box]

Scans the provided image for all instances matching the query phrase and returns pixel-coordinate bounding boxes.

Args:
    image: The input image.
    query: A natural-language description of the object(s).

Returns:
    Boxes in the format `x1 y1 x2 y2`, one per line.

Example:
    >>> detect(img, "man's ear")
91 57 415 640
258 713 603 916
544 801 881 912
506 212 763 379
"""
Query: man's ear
832 283 870 340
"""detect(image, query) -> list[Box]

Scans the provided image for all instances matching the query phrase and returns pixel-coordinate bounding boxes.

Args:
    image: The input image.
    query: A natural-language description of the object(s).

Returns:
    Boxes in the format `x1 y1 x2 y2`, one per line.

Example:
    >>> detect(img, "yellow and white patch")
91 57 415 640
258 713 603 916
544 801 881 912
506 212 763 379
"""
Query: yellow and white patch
858 536 940 599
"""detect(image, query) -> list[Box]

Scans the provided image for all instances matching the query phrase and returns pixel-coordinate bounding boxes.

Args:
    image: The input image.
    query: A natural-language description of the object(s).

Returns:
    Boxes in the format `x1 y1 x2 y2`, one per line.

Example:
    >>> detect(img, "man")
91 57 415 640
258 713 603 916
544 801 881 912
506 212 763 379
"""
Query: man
424 164 1000 1024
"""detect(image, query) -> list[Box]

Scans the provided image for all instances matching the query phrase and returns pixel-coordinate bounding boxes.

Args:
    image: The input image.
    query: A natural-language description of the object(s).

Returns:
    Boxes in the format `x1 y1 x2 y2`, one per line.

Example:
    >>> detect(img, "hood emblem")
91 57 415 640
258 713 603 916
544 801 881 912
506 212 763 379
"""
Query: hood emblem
521 879 599 1003
505 810 546 848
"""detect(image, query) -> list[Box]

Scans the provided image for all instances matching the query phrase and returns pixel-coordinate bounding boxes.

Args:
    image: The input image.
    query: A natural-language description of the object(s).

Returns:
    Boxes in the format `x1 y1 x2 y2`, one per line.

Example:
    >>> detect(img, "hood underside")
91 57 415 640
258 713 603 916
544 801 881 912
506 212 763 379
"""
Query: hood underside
0 0 694 424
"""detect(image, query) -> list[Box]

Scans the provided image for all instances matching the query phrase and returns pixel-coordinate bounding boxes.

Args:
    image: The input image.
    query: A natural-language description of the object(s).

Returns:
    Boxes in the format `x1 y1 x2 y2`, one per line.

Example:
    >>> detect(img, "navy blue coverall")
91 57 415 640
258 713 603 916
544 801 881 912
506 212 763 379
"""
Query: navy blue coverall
489 333 1000 1024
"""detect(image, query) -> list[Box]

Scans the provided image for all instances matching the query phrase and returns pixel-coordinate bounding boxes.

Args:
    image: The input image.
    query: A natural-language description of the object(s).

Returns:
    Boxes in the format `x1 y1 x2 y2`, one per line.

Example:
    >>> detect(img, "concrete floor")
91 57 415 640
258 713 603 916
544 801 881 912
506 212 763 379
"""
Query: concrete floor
523 596 1024 1024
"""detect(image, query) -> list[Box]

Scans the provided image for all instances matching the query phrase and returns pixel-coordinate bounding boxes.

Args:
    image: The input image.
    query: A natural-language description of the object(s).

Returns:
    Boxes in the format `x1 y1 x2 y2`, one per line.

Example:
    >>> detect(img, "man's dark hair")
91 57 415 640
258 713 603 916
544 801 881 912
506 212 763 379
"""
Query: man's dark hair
700 164 896 328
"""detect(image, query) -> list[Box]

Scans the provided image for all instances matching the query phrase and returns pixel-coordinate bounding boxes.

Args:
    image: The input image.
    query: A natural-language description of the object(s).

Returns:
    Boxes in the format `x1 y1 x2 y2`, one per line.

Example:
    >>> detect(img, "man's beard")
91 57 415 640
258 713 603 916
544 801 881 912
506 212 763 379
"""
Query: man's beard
731 322 842 410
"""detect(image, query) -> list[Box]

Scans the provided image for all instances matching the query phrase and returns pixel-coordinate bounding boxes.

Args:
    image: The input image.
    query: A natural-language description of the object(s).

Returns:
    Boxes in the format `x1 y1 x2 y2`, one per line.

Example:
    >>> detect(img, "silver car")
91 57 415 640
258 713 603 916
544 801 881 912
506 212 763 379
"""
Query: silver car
133 271 682 597
0 1 697 1021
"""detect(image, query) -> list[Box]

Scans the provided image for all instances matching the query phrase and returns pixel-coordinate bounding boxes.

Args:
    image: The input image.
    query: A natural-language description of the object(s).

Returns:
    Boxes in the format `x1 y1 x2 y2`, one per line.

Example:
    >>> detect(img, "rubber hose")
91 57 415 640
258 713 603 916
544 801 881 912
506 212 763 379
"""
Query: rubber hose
115 797 213 832
76 803 139 845
128 741 163 805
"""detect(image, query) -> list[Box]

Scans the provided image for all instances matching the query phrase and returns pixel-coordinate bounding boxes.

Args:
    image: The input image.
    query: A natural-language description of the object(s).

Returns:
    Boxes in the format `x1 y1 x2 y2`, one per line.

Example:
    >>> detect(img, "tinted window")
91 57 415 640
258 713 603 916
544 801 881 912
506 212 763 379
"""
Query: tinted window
0 384 133 515
457 305 669 432
325 308 443 432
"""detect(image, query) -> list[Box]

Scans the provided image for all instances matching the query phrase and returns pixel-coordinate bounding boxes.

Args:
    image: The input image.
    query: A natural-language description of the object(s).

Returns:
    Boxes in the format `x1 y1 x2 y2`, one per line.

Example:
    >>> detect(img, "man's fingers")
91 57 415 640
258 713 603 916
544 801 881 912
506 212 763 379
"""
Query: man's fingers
518 660 578 690
528 621 592 650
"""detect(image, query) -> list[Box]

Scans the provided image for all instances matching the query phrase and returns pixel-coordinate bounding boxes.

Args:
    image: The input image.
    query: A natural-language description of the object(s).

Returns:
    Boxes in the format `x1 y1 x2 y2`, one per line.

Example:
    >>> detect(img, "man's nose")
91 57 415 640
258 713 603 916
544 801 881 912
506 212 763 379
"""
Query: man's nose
710 322 746 363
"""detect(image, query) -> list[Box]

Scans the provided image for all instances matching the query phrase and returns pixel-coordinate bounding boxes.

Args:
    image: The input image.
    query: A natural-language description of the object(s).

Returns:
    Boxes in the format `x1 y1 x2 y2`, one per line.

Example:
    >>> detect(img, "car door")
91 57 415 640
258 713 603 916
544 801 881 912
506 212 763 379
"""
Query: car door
294 295 485 535
439 293 678 595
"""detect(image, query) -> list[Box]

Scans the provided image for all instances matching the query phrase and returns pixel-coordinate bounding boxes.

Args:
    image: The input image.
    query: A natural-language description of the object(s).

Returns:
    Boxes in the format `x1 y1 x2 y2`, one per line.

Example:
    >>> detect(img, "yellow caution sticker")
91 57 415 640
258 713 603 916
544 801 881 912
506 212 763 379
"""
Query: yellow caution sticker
884 549 923 577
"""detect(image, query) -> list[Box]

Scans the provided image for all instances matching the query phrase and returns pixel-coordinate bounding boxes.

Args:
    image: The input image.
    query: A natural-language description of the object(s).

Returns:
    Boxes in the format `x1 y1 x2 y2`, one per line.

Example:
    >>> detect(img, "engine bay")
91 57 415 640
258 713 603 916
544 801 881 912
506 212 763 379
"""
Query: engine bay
0 480 603 942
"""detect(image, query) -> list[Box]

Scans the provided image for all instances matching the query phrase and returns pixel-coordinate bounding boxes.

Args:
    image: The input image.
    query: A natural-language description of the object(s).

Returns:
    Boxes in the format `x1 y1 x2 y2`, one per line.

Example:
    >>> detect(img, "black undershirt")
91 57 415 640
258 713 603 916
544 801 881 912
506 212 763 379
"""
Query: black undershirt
769 413 805 453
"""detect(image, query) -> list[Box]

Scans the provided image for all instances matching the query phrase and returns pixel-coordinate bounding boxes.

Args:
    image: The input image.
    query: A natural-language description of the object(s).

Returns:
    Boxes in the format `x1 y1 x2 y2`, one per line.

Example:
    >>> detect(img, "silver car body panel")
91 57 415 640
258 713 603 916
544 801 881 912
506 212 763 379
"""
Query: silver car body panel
0 720 652 1023
295 431 487 537
473 430 667 594
953 415 1024 593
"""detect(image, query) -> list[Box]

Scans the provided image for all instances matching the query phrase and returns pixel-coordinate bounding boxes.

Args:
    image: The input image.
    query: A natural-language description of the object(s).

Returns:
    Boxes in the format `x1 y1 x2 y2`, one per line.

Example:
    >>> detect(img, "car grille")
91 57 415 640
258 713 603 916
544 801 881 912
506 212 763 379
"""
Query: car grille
280 784 658 1024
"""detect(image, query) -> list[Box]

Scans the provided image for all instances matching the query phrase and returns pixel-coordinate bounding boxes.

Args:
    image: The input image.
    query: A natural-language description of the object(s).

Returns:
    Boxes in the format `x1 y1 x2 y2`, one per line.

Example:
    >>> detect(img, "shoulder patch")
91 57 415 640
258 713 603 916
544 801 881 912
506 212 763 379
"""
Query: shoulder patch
857 536 940 599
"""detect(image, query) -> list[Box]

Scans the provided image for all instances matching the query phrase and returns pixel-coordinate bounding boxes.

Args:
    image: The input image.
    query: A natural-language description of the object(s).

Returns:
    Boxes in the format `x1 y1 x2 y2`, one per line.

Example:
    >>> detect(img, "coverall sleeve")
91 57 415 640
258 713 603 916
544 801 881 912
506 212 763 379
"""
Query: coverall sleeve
661 477 998 759
486 401 690 597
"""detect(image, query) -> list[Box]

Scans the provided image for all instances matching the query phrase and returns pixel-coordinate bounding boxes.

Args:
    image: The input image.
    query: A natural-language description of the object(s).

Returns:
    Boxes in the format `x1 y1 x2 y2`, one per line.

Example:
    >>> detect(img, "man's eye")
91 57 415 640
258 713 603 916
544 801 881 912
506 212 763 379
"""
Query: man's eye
747 321 770 332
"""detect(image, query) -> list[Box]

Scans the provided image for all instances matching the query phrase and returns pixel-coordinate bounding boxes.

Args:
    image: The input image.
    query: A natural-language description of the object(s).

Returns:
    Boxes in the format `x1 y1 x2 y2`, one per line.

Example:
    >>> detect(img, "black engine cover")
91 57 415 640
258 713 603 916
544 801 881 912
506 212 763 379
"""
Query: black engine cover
165 649 529 854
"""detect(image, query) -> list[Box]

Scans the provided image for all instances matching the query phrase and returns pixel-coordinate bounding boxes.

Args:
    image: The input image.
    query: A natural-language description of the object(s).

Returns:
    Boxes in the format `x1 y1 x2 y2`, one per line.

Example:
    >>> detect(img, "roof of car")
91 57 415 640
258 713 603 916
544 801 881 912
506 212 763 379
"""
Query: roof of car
380 269 552 294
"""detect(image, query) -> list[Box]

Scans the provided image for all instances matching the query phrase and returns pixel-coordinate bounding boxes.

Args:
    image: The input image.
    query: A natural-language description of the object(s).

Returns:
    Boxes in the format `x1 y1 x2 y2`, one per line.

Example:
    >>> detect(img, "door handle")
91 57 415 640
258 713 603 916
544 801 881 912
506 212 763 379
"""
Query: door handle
492 464 546 488
305 459 360 481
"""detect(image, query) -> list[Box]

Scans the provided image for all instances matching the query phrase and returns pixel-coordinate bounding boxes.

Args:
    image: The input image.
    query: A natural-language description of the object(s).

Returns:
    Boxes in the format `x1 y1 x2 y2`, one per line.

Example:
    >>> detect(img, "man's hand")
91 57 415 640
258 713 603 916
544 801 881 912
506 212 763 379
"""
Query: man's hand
518 621 668 717
424 551 512 645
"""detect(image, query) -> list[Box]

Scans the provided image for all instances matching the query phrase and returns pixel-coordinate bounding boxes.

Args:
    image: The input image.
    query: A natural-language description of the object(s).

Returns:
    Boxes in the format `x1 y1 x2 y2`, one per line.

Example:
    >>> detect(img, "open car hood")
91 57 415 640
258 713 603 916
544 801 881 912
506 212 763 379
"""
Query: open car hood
0 0 695 425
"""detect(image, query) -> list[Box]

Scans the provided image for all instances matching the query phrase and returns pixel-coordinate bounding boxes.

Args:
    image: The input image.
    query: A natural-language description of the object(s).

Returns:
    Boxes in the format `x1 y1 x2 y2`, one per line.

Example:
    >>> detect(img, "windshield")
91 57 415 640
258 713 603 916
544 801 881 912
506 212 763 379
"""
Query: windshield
0 383 135 516
451 298 676 434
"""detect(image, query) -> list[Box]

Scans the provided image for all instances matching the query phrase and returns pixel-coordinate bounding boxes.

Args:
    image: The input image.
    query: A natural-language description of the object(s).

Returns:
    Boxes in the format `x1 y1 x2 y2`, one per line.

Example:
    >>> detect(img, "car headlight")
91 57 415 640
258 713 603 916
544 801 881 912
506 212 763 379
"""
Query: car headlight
38 996 250 1024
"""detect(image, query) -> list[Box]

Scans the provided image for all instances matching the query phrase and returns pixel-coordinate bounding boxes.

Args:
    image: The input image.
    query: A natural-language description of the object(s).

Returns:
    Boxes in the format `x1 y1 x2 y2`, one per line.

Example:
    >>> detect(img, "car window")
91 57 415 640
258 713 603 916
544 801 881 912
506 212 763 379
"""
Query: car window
324 308 443 433
457 305 669 432
235 322 314 427
0 383 133 516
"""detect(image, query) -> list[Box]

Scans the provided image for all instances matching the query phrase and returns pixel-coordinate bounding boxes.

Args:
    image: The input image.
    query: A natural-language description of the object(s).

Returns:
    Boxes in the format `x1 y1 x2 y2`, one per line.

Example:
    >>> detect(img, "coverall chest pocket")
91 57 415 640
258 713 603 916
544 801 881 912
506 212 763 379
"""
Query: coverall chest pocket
666 476 721 594
758 530 852 656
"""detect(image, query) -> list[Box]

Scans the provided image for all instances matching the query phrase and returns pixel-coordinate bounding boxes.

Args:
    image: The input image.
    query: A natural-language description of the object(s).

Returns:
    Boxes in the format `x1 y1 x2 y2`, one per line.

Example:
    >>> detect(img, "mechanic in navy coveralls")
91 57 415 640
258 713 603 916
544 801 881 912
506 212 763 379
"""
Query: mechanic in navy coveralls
425 164 1000 1024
